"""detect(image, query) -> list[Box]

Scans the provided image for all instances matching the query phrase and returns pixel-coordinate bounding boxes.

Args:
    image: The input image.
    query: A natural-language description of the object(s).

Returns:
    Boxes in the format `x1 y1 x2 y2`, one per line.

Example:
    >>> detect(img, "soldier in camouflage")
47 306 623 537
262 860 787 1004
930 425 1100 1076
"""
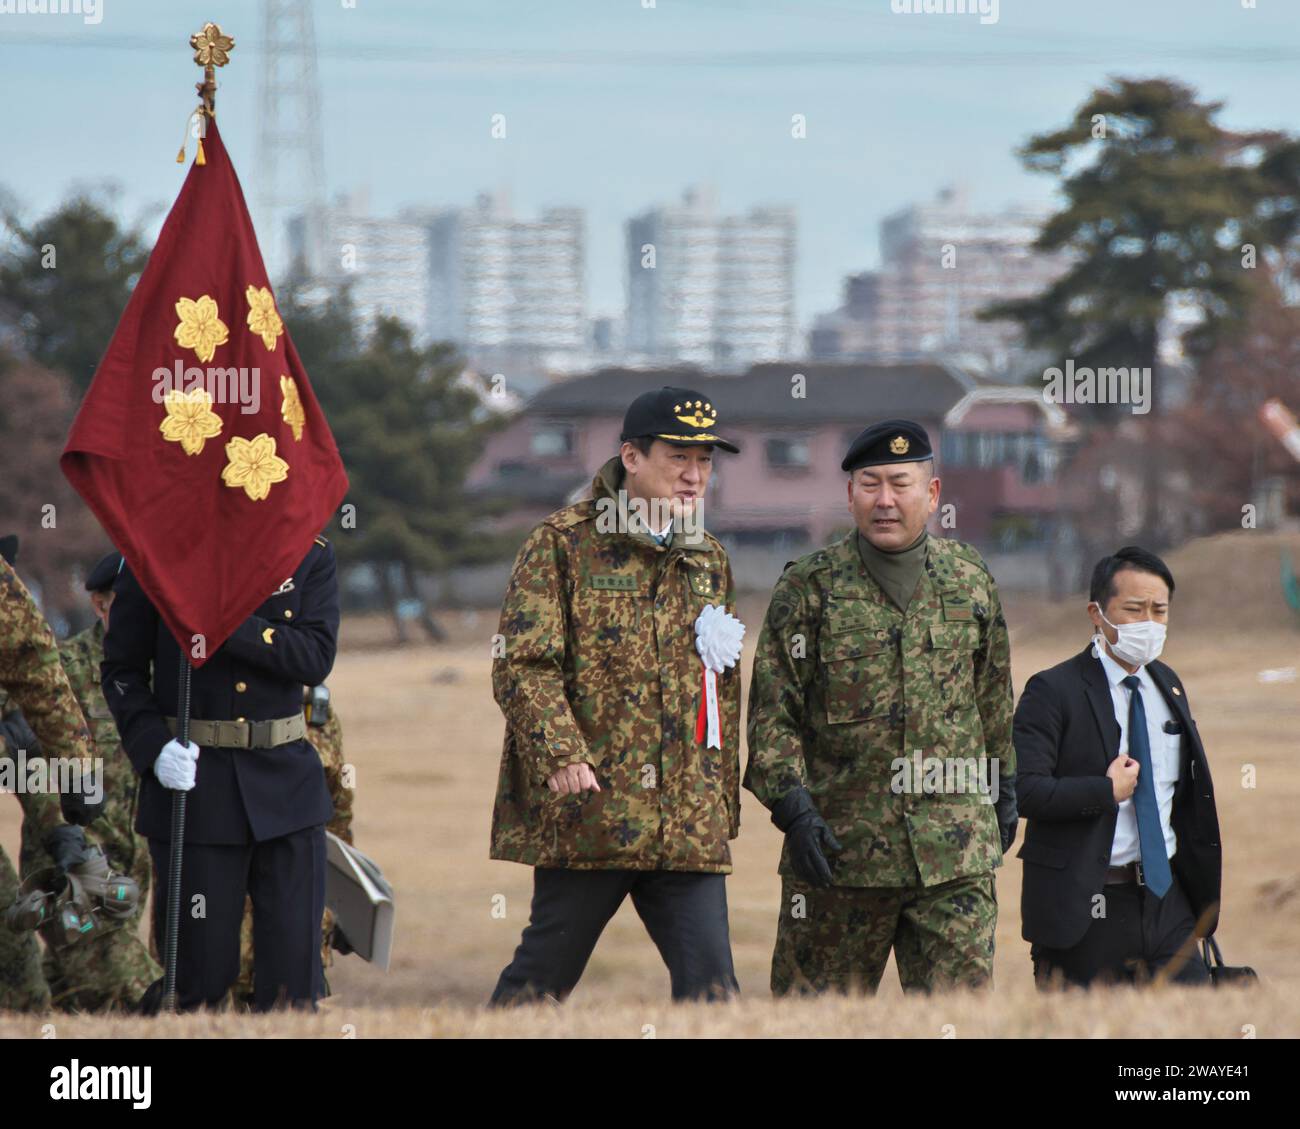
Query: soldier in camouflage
490 387 744 1004
0 549 101 1012
745 420 1018 995
14 553 161 1012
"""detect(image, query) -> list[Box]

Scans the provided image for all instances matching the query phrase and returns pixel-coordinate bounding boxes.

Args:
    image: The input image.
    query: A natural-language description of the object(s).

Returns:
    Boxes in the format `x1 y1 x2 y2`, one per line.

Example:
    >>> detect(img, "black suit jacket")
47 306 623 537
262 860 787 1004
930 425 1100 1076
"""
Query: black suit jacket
102 538 337 846
1013 646 1222 950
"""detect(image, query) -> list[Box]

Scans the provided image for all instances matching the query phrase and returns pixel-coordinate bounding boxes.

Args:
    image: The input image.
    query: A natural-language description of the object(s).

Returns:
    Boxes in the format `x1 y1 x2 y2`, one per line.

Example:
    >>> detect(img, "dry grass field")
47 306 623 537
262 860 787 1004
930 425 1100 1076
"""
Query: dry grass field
2 531 1297 1038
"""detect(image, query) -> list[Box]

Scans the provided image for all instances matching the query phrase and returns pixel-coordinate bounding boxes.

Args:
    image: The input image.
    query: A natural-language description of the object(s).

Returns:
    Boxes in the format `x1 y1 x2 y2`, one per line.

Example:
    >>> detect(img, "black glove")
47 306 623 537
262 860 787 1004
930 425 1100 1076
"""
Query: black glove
994 775 1018 854
44 824 92 873
330 925 355 957
60 782 105 827
771 786 842 889
137 977 165 1017
1 709 41 758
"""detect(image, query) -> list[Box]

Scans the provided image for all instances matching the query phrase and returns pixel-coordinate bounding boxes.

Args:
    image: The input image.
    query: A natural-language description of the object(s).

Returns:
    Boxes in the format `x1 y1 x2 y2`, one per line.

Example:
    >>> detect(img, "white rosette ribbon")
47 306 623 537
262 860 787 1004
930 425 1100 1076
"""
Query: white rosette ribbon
694 604 745 749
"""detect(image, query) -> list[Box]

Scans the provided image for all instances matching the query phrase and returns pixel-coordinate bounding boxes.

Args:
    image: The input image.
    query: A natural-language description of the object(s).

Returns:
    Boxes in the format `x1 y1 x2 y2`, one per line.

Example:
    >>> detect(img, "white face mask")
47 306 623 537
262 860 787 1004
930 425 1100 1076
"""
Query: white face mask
1092 608 1166 667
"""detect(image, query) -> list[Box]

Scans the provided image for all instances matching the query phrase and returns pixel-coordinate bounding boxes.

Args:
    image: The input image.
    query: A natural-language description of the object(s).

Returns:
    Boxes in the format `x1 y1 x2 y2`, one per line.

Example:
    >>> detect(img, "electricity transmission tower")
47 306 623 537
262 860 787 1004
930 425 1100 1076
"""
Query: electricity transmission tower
255 0 326 281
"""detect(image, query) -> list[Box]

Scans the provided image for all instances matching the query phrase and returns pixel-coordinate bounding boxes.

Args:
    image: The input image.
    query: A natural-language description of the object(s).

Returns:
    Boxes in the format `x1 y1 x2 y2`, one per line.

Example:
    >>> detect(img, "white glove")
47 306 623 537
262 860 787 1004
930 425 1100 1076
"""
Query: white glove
154 738 199 791
695 604 746 674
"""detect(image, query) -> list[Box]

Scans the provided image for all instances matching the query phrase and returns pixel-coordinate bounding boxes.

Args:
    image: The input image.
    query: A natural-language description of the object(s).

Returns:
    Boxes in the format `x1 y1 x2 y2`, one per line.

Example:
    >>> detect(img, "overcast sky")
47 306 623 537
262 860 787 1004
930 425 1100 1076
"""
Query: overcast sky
2 0 1297 328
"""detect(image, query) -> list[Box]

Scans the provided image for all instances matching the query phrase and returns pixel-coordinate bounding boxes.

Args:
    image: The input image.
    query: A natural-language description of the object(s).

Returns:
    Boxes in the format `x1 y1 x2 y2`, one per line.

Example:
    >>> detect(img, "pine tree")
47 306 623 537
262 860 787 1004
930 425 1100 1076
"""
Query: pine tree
982 76 1300 543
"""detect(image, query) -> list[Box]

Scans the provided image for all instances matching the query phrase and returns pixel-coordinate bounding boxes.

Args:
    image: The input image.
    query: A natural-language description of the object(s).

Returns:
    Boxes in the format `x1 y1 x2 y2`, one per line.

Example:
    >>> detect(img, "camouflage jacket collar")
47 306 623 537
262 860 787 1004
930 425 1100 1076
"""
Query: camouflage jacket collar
590 456 711 555
61 618 103 658
828 530 961 613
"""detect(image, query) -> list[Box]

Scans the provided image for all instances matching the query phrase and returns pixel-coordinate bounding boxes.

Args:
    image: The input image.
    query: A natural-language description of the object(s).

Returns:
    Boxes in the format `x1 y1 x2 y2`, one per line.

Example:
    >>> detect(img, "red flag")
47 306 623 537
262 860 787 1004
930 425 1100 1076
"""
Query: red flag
61 118 348 666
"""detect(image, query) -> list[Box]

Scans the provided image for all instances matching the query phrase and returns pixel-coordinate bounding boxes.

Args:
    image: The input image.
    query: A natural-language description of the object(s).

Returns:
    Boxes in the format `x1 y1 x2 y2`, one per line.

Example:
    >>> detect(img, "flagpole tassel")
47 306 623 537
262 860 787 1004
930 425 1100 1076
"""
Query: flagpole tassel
195 138 206 166
175 110 196 165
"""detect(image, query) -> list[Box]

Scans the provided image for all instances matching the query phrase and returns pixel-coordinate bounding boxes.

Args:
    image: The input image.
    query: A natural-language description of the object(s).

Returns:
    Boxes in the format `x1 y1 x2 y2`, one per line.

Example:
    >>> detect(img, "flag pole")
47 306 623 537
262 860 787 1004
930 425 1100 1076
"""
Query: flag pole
161 20 235 1016
162 655 191 1014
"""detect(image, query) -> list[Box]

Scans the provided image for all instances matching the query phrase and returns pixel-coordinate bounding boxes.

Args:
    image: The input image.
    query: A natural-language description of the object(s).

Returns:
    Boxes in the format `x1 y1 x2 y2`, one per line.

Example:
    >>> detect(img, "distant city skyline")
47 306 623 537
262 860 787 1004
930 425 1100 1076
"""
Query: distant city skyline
2 0 1297 329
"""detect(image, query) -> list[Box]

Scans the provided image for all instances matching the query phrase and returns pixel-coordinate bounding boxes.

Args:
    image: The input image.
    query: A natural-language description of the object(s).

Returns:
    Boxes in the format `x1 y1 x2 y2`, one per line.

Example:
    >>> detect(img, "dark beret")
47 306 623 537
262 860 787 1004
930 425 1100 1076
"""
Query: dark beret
85 551 123 593
842 419 933 472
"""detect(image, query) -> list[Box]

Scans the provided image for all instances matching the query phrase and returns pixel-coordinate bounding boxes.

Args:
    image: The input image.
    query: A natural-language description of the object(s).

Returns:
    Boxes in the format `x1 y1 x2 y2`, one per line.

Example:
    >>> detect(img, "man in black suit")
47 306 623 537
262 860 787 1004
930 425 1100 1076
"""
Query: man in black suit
1013 546 1221 987
102 535 338 1011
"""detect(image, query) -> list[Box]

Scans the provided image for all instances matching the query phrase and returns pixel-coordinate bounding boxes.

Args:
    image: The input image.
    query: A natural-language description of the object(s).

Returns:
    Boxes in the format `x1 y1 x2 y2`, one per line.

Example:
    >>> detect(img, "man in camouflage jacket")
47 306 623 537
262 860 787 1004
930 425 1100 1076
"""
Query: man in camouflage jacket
16 553 161 1013
0 553 99 1012
745 420 1017 995
489 387 744 1004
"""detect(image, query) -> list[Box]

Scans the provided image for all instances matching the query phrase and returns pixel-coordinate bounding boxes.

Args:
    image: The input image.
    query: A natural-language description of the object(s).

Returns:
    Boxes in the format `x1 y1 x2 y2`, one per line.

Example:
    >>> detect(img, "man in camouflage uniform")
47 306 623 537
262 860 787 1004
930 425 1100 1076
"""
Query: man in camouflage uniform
745 420 1018 995
489 387 744 1004
13 553 160 1013
229 696 351 1008
0 551 99 1012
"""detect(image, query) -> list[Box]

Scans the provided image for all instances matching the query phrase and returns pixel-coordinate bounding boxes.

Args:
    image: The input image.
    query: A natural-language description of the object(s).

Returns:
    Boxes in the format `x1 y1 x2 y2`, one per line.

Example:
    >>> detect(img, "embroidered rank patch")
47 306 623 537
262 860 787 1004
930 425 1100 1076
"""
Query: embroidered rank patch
689 570 716 598
590 574 638 592
941 597 974 621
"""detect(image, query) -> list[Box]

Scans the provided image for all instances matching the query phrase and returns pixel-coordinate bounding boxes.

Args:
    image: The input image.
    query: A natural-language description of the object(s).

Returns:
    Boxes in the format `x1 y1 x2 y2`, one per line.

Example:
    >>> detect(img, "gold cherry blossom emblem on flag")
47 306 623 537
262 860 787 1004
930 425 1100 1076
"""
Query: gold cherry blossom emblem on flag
221 433 289 501
159 388 223 456
280 374 305 441
174 295 228 363
246 285 284 352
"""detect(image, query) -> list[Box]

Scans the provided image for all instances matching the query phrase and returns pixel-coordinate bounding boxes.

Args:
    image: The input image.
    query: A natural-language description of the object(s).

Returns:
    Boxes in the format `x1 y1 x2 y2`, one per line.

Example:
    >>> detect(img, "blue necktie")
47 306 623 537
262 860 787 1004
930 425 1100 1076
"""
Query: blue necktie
1121 675 1172 897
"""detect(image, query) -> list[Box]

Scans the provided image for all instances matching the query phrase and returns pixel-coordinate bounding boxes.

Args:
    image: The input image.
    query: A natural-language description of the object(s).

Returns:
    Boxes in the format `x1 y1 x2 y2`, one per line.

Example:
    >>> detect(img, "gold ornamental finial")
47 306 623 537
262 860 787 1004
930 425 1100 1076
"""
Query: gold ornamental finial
177 23 234 165
190 22 234 113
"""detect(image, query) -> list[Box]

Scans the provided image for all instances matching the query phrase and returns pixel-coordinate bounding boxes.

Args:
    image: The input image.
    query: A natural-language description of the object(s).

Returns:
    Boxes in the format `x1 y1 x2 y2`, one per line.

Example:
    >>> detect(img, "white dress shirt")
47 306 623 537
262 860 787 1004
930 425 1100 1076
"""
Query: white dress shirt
1093 642 1180 865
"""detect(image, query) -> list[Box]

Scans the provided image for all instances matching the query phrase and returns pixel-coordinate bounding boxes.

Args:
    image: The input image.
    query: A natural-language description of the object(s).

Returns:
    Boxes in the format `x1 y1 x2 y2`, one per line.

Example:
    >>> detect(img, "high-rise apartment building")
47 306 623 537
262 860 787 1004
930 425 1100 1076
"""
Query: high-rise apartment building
625 187 796 368
811 186 1069 372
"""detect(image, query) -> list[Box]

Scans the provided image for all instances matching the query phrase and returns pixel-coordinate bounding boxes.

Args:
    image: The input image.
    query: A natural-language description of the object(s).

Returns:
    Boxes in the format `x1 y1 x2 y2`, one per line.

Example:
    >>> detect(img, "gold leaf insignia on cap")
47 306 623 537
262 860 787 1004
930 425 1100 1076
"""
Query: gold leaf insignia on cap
676 401 719 429
890 435 910 455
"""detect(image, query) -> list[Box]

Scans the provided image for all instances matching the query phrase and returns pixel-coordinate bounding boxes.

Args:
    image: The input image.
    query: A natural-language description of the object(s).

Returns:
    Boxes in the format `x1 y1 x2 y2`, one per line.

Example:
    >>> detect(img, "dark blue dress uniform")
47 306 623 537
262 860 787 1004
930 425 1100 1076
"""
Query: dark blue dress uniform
101 536 338 1011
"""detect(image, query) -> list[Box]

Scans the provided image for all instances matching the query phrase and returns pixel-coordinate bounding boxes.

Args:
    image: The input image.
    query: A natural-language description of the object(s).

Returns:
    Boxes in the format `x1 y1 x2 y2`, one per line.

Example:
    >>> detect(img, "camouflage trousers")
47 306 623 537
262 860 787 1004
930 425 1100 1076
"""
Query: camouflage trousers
771 872 997 995
0 845 50 1013
42 920 161 1014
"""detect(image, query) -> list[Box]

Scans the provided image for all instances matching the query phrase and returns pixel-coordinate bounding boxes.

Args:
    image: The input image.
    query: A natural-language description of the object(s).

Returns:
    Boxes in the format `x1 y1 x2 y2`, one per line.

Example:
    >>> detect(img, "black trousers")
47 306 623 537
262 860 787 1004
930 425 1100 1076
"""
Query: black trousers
490 868 739 1005
1031 870 1211 988
148 825 326 1012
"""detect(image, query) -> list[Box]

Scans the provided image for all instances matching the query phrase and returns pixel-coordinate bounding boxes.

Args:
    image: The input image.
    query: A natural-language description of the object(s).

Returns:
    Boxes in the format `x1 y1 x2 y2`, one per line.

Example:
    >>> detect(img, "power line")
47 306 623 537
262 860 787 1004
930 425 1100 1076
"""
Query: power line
2 33 1298 67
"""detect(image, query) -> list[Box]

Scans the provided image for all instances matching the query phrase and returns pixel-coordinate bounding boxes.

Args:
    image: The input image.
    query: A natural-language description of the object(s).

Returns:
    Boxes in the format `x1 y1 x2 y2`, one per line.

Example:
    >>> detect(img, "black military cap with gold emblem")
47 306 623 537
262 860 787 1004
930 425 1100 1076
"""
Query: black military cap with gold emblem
841 418 933 472
621 386 740 453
